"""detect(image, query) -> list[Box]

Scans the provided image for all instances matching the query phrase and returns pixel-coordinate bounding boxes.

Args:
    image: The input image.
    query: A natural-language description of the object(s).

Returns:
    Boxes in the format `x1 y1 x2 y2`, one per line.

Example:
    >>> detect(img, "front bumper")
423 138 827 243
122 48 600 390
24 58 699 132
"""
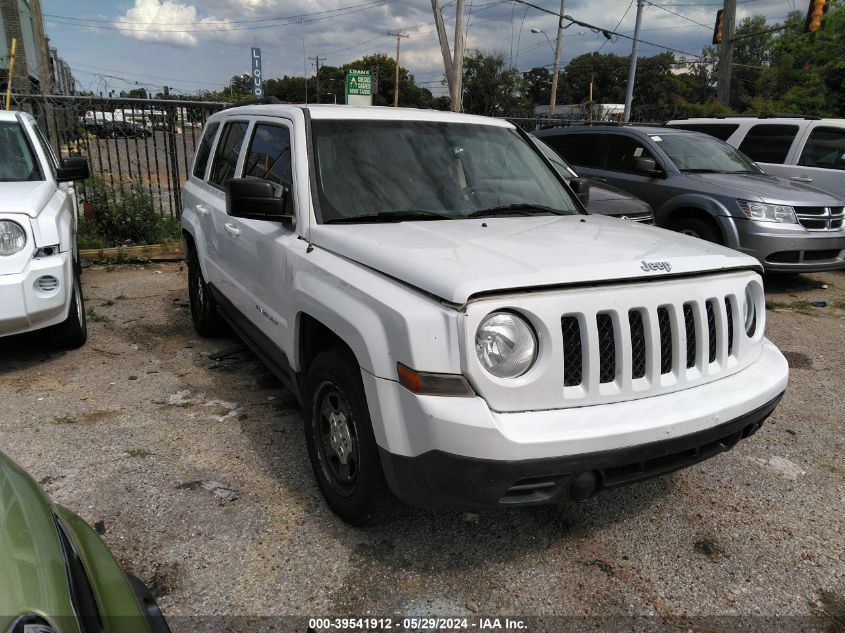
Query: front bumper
363 340 788 509
729 217 845 272
0 252 72 337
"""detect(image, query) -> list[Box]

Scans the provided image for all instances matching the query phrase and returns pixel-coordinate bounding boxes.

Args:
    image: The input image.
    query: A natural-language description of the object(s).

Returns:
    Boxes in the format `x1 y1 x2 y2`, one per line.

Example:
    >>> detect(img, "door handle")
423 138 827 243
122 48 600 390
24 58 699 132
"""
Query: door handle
195 203 209 215
592 176 607 182
790 175 813 183
224 223 240 236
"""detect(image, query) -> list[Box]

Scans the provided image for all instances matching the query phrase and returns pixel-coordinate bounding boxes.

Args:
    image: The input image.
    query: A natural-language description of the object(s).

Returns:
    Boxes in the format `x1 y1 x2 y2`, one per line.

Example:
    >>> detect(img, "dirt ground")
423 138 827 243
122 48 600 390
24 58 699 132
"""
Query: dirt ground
1 263 843 632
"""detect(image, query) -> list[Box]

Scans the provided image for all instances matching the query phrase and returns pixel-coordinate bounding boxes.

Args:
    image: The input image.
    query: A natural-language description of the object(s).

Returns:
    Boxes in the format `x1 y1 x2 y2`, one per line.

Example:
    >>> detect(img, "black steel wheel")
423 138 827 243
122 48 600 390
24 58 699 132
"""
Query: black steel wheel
303 349 396 525
187 246 226 337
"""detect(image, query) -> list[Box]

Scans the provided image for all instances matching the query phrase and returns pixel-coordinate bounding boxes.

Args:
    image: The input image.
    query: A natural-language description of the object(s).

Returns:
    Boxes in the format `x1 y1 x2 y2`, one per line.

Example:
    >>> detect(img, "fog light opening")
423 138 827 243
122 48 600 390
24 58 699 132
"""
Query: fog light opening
570 471 600 501
35 275 60 294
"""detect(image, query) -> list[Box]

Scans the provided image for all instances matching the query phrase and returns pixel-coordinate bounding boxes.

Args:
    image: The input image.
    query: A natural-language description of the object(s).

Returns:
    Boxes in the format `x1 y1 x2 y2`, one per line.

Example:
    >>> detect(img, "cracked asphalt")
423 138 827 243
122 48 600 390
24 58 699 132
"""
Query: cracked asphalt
1 263 843 632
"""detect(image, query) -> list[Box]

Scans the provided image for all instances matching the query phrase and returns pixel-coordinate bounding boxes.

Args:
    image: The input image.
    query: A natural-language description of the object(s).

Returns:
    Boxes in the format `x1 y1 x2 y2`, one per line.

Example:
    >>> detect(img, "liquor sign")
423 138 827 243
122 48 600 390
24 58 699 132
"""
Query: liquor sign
251 47 263 98
345 69 373 106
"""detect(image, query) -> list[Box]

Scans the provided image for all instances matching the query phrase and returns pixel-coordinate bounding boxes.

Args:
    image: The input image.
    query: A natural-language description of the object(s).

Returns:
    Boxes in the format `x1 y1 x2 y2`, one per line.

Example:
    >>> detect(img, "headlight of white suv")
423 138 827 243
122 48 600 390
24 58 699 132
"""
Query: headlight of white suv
0 220 27 256
737 200 797 223
475 311 538 378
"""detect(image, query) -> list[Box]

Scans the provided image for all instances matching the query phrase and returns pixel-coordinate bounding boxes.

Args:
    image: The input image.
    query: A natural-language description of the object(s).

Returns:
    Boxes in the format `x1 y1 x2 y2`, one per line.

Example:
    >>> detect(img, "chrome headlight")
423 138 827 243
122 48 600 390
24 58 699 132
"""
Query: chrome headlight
475 311 538 378
737 200 797 223
743 283 758 336
0 220 27 256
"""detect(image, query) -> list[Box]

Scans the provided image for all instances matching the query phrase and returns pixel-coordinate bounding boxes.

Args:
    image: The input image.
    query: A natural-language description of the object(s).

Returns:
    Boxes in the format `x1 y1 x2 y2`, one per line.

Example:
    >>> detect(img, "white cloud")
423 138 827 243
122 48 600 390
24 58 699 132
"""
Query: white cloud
114 0 233 47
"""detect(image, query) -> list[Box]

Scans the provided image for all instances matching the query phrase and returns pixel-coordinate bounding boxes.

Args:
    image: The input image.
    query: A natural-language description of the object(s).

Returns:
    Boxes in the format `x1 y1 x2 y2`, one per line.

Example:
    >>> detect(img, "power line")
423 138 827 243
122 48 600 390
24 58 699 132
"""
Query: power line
599 0 634 52
643 0 711 30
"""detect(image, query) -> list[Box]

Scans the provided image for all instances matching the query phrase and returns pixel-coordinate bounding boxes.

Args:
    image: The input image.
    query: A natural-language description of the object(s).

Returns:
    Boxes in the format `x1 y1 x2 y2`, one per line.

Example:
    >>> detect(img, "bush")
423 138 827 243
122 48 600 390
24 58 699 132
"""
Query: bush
78 176 180 248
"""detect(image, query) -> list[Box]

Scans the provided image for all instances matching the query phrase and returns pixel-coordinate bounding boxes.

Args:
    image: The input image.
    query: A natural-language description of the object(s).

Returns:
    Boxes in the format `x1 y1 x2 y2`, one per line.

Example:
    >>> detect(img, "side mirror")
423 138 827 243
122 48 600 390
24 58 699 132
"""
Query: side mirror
569 177 590 207
56 157 90 182
226 178 292 222
633 156 661 176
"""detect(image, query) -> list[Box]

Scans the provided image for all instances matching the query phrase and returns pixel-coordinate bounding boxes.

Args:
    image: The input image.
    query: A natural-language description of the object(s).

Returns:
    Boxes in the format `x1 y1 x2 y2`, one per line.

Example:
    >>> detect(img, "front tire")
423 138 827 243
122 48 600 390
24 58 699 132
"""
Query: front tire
52 270 87 349
672 216 724 245
187 247 226 337
303 349 396 526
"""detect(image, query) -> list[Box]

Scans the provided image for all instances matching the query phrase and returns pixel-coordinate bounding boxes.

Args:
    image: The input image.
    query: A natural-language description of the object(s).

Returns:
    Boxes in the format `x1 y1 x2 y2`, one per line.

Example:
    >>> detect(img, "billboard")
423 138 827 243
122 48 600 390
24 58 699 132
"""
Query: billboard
251 47 263 98
345 69 372 106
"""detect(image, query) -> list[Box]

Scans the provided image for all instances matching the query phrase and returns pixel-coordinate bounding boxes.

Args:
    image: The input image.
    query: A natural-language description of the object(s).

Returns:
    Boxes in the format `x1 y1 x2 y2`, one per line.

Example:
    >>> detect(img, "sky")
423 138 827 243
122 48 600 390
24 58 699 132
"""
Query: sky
40 0 792 98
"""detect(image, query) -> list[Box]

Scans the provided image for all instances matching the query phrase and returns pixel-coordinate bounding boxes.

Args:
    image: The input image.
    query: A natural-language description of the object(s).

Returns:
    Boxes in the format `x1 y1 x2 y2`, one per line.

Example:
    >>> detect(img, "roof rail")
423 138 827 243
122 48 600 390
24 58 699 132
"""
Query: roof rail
672 113 821 121
226 96 290 109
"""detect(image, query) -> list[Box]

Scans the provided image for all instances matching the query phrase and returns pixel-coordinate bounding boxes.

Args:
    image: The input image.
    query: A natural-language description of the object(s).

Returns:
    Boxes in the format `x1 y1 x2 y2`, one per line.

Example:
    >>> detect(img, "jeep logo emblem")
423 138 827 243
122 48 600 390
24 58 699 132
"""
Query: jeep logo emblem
641 260 672 272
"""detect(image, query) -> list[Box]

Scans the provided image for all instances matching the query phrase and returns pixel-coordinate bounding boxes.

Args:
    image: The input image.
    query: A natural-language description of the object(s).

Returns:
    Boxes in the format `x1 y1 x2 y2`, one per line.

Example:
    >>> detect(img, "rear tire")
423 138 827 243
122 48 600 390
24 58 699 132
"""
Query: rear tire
52 269 87 349
187 246 226 337
303 349 396 526
672 215 724 245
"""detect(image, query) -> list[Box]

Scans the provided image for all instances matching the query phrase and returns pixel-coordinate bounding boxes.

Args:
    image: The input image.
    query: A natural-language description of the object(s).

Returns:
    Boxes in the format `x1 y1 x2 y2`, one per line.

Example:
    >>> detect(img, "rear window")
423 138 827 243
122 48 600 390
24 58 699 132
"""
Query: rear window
738 124 799 164
798 126 845 171
542 133 603 168
0 121 41 182
667 123 739 142
192 121 219 179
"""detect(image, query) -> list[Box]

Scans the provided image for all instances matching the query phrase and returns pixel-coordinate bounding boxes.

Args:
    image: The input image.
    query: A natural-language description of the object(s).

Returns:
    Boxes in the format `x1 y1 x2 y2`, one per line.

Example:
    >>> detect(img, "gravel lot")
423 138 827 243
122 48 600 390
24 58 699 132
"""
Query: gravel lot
1 263 843 632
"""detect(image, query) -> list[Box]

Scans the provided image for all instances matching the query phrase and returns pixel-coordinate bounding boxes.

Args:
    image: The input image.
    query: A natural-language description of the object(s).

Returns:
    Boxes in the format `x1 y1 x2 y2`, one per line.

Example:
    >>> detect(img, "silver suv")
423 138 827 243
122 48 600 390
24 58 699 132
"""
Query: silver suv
535 125 845 272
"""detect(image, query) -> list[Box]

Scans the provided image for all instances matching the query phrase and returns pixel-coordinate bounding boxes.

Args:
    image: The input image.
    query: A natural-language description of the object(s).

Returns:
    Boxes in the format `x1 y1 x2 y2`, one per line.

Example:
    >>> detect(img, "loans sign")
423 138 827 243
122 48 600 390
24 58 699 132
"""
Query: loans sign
345 69 372 106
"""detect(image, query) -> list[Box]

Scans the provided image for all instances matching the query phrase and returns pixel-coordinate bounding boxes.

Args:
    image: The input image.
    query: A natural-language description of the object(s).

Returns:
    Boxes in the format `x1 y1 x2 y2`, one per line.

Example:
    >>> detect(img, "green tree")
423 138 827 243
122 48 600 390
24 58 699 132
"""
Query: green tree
461 51 527 116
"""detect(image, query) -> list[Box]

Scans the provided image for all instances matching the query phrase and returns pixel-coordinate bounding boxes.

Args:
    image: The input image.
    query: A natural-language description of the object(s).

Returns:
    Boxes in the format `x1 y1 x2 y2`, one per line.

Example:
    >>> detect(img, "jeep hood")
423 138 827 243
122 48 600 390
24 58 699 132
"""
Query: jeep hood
310 215 760 304
0 181 55 217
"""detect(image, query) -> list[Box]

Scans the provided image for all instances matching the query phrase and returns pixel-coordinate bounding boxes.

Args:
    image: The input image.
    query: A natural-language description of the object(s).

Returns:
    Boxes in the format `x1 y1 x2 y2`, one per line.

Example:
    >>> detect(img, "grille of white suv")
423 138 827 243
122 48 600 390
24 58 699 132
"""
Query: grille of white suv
464 271 764 413
795 206 844 231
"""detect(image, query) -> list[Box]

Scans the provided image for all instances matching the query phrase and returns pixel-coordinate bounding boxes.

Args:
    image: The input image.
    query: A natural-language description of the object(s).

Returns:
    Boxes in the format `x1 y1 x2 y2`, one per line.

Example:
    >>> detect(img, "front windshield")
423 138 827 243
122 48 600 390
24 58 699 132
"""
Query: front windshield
0 121 41 182
311 120 579 222
653 133 763 174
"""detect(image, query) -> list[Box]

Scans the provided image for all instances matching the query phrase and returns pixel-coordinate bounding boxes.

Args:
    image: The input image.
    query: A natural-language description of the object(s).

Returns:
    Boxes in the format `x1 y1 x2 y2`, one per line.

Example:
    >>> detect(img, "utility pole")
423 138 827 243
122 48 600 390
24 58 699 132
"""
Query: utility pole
308 55 325 103
716 0 736 107
548 1 565 118
4 38 16 110
623 0 644 122
388 31 409 107
430 0 466 112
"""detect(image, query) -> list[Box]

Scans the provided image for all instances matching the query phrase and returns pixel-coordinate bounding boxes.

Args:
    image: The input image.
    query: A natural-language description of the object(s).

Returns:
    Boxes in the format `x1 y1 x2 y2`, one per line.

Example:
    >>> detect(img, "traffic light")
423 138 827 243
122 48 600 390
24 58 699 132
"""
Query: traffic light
712 9 725 45
804 0 828 33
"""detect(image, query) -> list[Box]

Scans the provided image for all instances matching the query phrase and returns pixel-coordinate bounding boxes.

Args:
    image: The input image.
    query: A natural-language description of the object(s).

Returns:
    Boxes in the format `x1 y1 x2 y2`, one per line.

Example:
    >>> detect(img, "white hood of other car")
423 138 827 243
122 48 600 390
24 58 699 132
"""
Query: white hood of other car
311 215 760 304
0 181 55 217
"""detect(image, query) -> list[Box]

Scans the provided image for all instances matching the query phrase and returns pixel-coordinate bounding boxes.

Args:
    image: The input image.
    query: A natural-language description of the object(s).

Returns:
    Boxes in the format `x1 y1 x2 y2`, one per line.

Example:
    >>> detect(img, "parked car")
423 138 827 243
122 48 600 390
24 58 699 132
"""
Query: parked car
0 111 89 347
182 105 787 525
534 125 845 272
96 121 152 139
532 135 653 223
666 116 845 201
0 450 171 633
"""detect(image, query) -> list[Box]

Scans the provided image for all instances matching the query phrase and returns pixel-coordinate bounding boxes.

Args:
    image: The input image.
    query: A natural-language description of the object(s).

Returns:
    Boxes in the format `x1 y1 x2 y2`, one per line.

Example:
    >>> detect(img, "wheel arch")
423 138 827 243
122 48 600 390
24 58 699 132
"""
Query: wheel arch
656 195 740 248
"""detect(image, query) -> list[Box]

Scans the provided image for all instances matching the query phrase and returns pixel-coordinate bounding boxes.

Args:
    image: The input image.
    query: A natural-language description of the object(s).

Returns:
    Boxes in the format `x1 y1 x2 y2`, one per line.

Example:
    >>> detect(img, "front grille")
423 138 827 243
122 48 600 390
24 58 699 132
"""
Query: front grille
629 310 647 379
683 303 696 369
596 314 616 383
561 296 735 389
562 316 582 387
795 206 845 231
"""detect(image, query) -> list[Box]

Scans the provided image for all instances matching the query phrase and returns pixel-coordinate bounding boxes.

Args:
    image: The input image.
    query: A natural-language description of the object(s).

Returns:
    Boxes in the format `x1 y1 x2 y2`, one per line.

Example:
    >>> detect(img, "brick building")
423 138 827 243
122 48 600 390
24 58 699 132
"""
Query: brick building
1 0 53 93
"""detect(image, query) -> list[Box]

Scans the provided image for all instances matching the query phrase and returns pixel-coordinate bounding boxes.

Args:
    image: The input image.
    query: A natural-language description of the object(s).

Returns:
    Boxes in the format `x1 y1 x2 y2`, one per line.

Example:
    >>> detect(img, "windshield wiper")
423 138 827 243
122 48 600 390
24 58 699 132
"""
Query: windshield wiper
680 168 723 173
466 204 570 218
324 210 454 224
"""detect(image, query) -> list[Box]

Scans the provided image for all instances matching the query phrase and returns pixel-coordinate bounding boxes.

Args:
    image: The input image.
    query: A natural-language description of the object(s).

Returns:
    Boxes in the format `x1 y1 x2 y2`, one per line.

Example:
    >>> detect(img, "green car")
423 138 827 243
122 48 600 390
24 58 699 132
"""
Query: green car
0 451 170 633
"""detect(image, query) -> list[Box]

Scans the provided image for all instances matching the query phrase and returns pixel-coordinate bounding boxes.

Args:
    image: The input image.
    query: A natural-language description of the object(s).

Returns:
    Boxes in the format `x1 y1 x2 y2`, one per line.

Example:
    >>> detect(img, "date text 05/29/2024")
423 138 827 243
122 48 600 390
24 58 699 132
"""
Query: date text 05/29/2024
308 617 528 631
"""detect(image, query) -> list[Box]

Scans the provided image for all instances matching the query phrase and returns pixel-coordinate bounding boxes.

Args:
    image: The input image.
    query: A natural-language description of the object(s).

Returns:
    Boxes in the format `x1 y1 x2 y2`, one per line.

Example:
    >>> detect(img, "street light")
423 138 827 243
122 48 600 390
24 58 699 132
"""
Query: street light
530 28 555 54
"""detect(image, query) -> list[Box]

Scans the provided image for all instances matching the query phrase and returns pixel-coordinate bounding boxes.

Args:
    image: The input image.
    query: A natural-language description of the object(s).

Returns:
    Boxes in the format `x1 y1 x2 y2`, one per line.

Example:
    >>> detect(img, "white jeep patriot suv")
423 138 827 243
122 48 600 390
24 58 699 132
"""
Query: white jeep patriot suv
0 111 90 348
181 105 789 525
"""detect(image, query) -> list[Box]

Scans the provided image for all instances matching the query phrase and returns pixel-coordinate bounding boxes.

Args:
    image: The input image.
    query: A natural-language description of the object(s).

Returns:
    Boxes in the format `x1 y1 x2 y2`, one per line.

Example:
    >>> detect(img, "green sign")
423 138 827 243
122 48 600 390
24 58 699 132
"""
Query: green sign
345 69 373 105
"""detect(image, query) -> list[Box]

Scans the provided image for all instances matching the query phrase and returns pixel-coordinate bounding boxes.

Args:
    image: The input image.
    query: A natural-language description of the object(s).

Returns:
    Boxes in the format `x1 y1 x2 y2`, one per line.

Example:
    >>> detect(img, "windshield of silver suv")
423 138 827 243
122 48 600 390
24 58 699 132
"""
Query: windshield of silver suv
311 120 580 223
0 121 41 182
654 133 763 174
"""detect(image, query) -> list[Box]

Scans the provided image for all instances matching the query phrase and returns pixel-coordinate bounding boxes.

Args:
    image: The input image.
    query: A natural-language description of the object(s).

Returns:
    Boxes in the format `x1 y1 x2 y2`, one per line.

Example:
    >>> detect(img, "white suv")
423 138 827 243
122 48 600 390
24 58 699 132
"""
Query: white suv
666 116 845 201
182 105 789 525
0 111 89 348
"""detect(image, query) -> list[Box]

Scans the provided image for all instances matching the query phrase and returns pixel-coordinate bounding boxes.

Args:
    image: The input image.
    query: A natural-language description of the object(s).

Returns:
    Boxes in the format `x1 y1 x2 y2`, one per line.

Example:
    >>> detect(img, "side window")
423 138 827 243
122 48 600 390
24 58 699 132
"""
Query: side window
242 124 293 186
738 124 799 164
603 134 656 172
669 123 739 142
32 123 58 176
543 133 603 168
192 121 219 179
798 127 845 170
209 121 249 189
